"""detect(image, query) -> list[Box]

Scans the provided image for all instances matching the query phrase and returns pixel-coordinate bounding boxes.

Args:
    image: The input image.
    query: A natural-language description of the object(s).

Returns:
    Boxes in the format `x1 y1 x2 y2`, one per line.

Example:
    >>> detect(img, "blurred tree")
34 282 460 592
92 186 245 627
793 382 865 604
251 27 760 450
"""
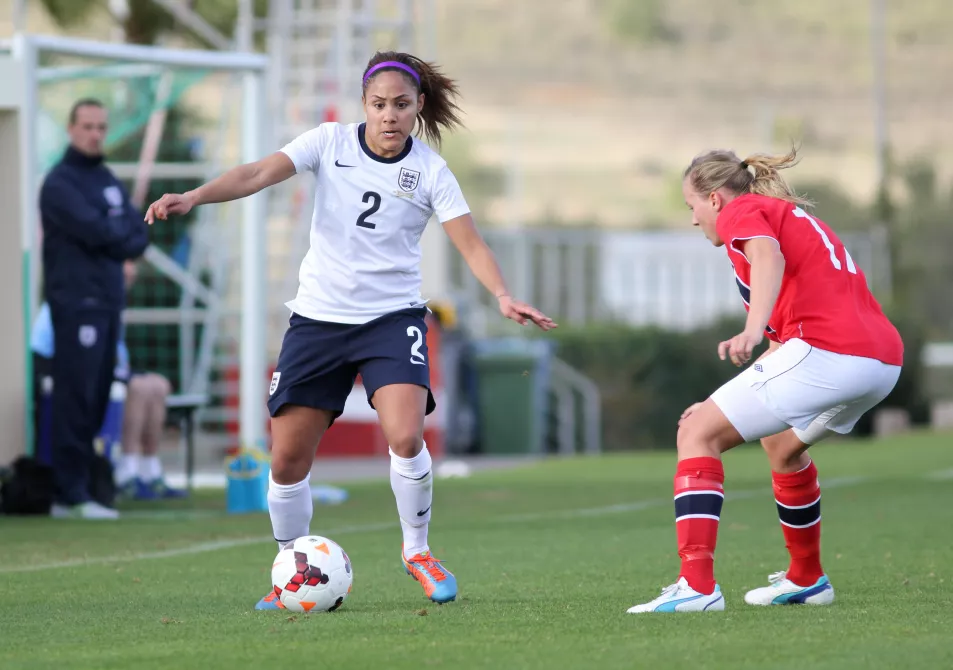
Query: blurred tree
35 0 100 29
38 0 270 48
794 179 875 232
604 0 681 44
891 158 953 338
439 134 505 226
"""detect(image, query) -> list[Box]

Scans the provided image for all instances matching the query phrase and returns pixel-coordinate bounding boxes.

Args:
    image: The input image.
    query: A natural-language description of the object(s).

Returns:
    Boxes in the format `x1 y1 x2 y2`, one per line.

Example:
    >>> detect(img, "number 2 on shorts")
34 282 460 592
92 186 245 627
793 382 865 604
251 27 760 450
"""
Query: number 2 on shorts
407 326 426 366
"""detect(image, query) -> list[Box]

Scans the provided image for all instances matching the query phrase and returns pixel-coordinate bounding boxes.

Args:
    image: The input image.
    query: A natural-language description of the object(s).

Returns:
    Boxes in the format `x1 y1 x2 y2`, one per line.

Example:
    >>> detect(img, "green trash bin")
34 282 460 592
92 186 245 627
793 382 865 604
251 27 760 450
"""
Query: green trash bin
473 339 553 454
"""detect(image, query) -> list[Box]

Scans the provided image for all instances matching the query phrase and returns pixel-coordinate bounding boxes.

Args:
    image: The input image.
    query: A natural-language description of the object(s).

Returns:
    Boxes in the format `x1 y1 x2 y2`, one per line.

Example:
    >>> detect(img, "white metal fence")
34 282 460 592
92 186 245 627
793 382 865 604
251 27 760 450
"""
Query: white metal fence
452 227 892 331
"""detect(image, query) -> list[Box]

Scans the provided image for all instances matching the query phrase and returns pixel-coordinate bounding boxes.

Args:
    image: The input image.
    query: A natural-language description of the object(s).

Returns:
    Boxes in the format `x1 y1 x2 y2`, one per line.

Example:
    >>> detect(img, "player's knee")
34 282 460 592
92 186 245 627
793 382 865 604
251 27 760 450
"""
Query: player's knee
269 448 313 485
761 434 789 470
137 375 166 403
771 450 809 473
150 374 172 400
765 449 789 472
128 375 149 398
676 411 733 458
676 416 710 457
762 431 811 472
389 430 424 459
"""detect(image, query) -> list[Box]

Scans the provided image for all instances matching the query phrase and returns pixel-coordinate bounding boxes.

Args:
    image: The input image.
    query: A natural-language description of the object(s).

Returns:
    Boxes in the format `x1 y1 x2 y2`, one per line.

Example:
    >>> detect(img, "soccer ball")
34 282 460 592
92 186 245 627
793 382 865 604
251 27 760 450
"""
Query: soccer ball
271 535 353 613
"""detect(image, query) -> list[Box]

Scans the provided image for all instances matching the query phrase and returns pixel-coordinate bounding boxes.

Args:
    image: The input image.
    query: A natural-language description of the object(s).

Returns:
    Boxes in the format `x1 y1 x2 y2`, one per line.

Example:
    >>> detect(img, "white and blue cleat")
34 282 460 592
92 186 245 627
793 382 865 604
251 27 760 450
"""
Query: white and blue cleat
627 577 725 613
744 571 834 606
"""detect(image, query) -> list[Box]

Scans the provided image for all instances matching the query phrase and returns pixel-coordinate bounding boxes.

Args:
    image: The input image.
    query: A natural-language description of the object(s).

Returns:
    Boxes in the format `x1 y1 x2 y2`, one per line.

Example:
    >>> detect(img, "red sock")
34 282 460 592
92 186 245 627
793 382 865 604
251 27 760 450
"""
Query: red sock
772 461 824 586
674 457 724 595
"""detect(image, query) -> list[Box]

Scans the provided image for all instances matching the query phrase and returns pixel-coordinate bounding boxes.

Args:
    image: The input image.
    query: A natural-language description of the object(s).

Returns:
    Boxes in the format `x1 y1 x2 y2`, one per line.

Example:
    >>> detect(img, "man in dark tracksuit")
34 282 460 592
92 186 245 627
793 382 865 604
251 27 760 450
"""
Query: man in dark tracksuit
39 98 150 519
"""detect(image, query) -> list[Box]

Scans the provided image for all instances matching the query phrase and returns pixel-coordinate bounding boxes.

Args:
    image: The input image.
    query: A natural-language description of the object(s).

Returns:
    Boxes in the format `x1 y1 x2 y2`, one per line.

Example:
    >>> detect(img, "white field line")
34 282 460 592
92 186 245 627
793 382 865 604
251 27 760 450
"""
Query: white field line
500 475 869 523
0 472 915 574
0 522 395 574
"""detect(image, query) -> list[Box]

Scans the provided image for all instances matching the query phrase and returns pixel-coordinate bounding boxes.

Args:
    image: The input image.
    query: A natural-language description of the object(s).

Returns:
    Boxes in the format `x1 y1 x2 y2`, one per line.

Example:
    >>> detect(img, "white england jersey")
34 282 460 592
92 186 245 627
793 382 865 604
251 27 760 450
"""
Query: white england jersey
279 122 470 324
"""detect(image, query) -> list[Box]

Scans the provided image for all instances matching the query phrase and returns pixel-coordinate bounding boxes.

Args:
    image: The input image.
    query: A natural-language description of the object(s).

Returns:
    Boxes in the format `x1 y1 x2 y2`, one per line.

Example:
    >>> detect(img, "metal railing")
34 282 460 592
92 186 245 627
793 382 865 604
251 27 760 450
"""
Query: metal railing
548 357 602 455
452 227 892 331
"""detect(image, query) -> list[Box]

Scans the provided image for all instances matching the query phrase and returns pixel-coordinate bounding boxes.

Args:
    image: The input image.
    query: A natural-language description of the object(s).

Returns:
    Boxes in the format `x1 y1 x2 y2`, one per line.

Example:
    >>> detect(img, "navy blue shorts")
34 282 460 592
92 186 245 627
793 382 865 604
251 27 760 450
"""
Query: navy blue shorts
267 307 435 423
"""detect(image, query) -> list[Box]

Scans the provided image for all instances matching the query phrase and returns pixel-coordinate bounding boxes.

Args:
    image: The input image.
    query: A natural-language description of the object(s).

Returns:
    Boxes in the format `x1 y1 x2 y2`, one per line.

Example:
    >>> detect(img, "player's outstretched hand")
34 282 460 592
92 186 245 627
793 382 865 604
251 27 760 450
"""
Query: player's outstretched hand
498 296 557 331
718 329 764 367
145 193 196 224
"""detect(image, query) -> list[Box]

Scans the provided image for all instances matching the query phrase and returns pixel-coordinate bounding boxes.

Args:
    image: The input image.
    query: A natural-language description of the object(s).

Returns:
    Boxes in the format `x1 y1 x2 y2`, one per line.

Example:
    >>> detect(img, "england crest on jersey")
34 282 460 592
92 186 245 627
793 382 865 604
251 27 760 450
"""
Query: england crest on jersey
103 185 124 208
398 167 420 192
78 325 97 348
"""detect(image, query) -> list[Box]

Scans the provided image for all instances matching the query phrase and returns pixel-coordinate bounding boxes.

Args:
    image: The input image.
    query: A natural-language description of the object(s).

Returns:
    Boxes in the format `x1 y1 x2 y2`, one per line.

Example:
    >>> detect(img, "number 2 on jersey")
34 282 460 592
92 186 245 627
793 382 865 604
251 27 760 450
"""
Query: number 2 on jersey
792 207 857 274
356 191 381 229
407 326 426 366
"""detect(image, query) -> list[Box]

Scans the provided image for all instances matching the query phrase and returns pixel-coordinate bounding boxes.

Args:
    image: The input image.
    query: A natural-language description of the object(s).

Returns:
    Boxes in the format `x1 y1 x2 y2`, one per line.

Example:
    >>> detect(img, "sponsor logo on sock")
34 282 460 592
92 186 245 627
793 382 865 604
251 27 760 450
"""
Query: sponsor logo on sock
416 505 431 517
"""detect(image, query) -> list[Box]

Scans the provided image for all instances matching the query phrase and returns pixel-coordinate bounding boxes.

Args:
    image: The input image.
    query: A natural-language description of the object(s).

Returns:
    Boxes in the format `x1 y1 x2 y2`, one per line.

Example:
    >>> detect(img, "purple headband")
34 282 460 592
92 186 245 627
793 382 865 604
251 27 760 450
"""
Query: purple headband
363 61 420 86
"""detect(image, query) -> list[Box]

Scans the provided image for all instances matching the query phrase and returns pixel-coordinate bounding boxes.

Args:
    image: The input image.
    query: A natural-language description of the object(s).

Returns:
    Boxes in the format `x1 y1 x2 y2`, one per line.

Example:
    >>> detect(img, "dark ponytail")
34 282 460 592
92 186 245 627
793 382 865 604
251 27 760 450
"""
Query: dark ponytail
362 51 464 148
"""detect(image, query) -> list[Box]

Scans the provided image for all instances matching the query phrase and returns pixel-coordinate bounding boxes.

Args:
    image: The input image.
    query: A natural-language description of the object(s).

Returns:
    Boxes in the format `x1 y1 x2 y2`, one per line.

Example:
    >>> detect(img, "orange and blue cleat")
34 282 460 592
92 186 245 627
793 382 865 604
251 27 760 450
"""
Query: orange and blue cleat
254 589 285 610
402 547 457 603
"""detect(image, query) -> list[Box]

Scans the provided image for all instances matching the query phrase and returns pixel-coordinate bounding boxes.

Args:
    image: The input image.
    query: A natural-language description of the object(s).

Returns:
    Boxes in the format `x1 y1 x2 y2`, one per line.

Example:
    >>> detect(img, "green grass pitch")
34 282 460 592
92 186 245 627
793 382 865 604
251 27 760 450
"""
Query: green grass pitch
1 432 952 669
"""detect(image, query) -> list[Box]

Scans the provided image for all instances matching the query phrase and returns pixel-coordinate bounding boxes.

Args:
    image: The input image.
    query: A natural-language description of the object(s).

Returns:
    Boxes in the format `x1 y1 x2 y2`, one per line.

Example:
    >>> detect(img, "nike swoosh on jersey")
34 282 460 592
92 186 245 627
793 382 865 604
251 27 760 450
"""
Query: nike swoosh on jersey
334 159 355 167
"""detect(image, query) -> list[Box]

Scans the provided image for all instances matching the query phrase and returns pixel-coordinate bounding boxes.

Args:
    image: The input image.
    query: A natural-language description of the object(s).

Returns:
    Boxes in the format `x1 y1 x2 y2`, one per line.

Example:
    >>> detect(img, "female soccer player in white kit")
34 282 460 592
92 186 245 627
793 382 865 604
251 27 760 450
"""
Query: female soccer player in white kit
146 51 556 608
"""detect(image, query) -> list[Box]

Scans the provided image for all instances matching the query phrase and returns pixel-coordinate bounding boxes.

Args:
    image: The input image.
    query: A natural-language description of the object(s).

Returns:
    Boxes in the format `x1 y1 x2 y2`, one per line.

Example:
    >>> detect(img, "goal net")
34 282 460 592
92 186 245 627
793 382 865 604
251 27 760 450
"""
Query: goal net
13 34 269 457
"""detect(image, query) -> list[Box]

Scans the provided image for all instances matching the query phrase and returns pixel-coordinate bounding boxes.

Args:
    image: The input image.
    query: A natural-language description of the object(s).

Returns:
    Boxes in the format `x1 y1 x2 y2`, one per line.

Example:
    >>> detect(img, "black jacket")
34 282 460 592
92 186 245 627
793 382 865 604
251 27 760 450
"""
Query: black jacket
40 146 150 310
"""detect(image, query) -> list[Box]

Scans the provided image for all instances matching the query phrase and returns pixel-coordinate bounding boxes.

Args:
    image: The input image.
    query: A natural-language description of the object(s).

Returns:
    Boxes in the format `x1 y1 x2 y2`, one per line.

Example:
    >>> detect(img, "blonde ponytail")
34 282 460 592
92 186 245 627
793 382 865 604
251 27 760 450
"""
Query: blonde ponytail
684 144 813 208
742 146 813 207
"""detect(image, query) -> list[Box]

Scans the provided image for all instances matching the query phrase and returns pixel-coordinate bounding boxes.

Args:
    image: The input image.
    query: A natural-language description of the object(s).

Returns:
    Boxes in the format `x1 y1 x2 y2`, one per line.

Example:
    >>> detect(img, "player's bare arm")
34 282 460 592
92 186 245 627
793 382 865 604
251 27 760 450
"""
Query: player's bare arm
718 237 785 366
144 151 296 224
443 214 557 331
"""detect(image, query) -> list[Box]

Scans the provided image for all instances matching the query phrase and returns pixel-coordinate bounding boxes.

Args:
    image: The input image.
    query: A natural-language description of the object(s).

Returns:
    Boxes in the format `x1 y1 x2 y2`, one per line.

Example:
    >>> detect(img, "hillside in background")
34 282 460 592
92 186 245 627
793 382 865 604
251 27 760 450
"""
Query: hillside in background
434 0 953 227
3 0 951 229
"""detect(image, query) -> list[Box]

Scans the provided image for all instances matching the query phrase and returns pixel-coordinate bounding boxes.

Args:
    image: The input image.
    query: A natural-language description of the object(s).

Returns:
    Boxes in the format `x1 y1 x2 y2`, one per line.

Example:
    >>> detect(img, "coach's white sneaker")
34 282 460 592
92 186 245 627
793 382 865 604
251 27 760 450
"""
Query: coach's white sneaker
50 501 119 520
627 577 725 613
744 571 834 606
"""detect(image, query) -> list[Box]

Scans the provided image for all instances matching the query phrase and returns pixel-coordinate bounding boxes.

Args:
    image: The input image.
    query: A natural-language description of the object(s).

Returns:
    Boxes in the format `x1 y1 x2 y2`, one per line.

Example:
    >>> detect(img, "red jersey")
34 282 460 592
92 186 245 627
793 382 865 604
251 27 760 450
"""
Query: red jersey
716 194 903 366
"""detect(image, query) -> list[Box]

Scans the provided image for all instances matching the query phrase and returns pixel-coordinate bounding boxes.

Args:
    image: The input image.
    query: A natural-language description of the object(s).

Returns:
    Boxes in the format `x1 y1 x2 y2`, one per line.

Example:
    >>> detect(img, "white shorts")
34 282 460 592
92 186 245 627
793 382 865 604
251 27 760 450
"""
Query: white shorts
710 338 901 445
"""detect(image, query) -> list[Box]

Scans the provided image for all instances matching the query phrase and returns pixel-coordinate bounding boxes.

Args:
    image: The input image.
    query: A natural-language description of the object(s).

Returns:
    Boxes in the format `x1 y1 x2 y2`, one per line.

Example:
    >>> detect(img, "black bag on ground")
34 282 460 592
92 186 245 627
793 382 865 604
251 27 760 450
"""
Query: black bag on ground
0 456 54 515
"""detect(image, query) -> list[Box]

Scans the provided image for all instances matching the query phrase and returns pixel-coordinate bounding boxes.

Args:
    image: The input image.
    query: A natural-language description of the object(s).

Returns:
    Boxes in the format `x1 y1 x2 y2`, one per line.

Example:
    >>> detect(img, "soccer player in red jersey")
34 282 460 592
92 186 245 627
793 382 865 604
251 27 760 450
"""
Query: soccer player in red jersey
628 147 903 613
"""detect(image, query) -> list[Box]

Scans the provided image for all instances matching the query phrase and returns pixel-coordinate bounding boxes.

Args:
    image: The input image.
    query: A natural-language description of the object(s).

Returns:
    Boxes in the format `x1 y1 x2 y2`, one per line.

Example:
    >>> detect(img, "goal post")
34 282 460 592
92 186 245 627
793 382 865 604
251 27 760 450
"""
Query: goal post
5 33 270 461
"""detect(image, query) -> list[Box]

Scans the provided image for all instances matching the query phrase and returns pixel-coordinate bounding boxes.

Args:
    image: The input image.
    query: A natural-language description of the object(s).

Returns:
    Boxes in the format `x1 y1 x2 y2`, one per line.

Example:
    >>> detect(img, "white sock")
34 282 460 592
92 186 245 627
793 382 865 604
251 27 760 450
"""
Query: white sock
389 443 432 557
268 472 312 551
115 454 138 485
139 455 162 483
